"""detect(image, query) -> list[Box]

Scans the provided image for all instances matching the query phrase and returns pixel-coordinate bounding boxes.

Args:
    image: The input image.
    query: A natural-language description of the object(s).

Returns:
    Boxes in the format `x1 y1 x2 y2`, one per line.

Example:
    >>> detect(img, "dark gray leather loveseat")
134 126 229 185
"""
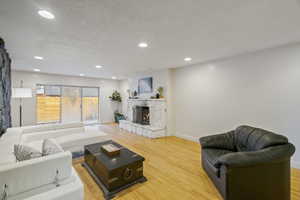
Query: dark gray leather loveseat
199 125 295 200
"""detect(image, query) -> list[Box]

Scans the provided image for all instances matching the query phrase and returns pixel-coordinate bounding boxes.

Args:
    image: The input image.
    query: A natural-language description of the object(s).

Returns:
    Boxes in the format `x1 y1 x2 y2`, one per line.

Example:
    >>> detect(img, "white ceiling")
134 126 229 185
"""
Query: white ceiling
1 0 300 79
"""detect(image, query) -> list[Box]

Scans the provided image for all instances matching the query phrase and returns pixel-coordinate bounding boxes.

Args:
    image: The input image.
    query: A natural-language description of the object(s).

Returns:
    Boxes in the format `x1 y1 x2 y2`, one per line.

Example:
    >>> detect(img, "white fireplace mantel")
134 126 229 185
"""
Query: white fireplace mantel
119 98 167 138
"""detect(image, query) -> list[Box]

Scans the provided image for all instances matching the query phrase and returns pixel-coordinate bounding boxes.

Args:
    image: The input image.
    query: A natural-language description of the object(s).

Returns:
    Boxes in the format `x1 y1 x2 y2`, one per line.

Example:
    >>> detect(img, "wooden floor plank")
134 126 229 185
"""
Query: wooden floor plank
73 124 300 200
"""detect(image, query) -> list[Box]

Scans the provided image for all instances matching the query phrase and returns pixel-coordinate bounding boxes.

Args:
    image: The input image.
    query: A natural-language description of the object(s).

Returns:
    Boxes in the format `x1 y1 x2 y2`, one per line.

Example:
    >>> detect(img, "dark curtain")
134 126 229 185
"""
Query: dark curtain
0 37 12 137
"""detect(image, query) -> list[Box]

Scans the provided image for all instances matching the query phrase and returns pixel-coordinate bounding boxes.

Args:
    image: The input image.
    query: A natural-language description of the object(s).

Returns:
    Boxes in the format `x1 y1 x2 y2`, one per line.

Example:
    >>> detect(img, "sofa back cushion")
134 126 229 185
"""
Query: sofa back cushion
235 125 288 151
21 122 84 135
21 127 85 143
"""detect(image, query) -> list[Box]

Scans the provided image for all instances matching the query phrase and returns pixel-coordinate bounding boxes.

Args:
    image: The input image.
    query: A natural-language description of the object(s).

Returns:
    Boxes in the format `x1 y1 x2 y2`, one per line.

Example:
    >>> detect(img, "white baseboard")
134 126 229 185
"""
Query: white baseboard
292 161 300 169
174 132 199 143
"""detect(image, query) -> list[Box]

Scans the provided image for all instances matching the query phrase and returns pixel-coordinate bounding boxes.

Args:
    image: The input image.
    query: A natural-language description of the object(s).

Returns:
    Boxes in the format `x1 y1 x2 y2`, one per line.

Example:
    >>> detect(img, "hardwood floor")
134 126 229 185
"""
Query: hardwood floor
73 124 300 200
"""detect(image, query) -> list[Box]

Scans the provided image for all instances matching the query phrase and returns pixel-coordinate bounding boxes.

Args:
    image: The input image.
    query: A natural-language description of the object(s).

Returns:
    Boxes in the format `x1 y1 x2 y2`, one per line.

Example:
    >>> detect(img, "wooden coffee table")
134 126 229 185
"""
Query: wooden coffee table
82 140 147 200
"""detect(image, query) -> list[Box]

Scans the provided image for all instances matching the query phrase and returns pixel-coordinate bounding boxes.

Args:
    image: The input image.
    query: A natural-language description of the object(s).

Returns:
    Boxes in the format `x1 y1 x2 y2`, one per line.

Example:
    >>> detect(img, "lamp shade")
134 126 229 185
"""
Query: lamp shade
12 88 32 98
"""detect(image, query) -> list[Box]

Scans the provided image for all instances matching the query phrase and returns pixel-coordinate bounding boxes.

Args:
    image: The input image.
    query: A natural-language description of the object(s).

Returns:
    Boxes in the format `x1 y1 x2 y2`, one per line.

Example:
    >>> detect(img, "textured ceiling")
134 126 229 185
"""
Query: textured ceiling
1 0 300 79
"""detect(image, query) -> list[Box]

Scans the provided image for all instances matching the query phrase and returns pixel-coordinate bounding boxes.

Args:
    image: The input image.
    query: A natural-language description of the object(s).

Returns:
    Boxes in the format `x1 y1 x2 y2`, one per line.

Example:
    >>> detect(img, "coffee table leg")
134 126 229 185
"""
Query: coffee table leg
138 176 147 183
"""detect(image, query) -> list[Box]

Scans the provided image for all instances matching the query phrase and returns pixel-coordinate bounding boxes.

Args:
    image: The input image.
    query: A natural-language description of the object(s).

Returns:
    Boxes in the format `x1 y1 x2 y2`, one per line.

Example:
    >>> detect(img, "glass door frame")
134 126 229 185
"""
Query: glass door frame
36 84 100 124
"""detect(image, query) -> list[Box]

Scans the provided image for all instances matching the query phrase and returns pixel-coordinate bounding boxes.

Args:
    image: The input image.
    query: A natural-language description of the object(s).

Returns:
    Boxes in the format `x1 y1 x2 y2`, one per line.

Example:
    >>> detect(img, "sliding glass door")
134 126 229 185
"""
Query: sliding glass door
36 84 100 124
36 85 61 124
82 87 99 124
61 86 82 123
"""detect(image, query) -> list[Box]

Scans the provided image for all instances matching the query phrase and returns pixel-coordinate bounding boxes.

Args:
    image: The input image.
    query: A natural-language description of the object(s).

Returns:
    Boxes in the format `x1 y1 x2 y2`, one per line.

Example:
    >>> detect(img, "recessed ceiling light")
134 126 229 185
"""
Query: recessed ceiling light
38 10 55 19
33 68 41 72
34 56 43 60
79 73 85 76
112 76 117 80
184 57 192 62
95 65 103 69
138 42 148 48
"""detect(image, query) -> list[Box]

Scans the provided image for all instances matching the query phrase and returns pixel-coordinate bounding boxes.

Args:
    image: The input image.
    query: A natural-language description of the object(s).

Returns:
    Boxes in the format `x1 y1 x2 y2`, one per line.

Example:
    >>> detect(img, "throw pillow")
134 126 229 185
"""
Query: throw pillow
42 139 64 156
14 144 42 161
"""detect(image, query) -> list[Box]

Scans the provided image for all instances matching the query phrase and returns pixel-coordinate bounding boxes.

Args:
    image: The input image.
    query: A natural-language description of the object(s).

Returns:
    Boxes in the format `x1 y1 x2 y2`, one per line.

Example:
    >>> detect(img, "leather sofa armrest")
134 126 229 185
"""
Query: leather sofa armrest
199 131 235 150
215 143 295 168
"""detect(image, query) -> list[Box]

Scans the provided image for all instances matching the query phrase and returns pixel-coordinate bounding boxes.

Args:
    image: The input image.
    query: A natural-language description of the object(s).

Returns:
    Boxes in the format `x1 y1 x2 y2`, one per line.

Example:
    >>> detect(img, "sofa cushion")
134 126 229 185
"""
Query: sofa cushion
55 132 107 150
235 126 288 151
21 127 85 143
26 140 43 151
13 144 42 161
202 149 233 168
42 139 64 156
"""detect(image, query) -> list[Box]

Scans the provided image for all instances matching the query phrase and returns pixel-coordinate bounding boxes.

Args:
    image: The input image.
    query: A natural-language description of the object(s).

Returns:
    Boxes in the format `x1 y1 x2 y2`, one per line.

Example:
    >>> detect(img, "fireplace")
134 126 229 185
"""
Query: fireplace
120 99 166 138
133 106 150 125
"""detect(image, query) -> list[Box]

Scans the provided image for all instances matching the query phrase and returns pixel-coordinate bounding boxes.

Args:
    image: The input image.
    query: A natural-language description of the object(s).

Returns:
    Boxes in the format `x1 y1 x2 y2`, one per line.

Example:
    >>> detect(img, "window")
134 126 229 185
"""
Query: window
36 84 100 124
36 85 61 123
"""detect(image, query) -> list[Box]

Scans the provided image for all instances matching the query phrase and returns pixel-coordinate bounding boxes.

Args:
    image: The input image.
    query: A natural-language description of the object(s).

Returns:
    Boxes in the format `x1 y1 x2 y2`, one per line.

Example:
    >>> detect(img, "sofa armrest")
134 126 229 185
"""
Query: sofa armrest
0 151 72 197
1 127 23 142
12 168 84 200
215 143 295 168
199 131 235 150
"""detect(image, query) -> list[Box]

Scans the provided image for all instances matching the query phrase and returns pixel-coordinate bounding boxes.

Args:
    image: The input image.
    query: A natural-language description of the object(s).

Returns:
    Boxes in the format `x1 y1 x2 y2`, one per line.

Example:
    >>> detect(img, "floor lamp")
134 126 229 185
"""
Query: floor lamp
12 81 32 127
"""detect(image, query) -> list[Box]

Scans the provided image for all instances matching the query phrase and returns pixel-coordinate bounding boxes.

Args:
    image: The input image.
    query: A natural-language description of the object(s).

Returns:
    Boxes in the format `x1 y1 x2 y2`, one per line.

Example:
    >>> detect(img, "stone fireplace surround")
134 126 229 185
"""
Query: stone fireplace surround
119 99 166 138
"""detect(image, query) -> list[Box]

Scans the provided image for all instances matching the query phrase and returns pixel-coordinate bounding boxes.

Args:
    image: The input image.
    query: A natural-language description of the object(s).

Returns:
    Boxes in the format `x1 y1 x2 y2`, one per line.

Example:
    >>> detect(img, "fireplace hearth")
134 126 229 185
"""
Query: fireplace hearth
133 106 150 125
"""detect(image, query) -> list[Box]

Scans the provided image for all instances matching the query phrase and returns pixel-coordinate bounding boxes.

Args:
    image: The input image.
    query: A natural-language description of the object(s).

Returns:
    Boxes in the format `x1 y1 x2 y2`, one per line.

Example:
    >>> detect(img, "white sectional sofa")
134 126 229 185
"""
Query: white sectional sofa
0 122 109 200
20 122 108 153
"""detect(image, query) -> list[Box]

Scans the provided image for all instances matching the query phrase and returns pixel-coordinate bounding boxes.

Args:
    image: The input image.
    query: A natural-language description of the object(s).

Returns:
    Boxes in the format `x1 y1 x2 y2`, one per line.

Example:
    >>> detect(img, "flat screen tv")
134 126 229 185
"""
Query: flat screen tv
138 77 153 94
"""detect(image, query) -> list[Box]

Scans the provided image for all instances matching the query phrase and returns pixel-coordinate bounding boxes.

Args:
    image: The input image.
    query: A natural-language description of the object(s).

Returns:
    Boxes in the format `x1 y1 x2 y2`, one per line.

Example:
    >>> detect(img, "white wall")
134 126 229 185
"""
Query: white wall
128 69 170 99
119 80 130 115
173 43 300 167
11 71 120 126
